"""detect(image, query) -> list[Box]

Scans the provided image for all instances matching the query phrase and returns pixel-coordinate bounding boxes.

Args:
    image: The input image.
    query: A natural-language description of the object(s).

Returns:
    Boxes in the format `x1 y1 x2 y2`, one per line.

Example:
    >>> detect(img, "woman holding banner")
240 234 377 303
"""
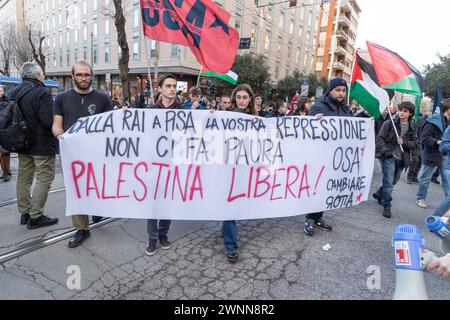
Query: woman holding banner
222 84 258 263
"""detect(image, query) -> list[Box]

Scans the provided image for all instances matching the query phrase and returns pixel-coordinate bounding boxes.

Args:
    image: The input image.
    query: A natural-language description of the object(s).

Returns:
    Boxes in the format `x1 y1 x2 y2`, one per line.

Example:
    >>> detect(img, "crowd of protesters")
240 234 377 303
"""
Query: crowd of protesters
2 60 449 280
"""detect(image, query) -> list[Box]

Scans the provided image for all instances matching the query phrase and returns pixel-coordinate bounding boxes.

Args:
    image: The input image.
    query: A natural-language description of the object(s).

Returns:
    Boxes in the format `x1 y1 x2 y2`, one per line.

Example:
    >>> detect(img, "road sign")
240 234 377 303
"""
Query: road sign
239 38 252 50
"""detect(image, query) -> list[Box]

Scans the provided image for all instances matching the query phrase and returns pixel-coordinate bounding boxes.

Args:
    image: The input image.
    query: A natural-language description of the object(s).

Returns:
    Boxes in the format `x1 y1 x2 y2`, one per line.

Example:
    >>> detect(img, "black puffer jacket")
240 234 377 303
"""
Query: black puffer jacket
421 114 447 167
376 117 418 169
308 93 352 117
9 79 57 155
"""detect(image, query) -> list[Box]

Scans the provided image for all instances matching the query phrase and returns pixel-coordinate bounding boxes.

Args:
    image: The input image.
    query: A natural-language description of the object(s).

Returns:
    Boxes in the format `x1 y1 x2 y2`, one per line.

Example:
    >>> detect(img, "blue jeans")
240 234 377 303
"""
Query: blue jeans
376 158 404 209
147 219 171 242
417 164 449 200
433 169 450 217
222 221 238 254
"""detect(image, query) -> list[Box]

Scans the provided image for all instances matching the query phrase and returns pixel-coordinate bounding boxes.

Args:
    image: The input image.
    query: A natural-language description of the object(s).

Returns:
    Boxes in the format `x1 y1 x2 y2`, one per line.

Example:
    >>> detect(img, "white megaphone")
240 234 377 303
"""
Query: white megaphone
425 216 450 255
392 225 436 300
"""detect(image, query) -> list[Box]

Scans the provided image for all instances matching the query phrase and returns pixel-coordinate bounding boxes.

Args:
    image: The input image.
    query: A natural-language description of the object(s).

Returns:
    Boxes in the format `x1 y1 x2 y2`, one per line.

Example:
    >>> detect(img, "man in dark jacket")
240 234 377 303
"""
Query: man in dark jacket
415 101 450 209
304 77 352 236
407 114 428 184
10 62 58 229
145 74 181 257
373 102 418 218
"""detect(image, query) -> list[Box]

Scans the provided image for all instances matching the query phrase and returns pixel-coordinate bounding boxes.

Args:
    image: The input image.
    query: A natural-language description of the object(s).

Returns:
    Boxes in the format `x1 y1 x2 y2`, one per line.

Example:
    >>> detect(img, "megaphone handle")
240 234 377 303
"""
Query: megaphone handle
421 249 438 268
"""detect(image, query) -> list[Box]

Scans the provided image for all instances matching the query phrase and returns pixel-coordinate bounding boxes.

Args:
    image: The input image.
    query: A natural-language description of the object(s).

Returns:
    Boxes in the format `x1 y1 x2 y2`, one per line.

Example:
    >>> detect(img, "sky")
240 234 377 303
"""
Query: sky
355 0 450 71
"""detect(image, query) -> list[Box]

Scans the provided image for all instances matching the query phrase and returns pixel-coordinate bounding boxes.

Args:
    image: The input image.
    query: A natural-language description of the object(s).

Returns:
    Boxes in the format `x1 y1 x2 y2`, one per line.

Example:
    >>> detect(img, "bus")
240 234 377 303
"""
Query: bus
0 76 62 101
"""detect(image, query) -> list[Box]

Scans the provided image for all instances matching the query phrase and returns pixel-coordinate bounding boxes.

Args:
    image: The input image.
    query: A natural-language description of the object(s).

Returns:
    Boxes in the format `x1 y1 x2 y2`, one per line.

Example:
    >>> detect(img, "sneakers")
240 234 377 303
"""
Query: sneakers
145 240 157 256
227 251 239 263
20 213 30 225
2 173 11 182
431 178 440 185
383 208 392 219
406 177 413 185
68 230 91 248
303 220 315 236
416 199 429 209
159 236 172 250
27 215 59 230
412 177 419 184
314 218 333 232
372 192 382 205
92 216 103 224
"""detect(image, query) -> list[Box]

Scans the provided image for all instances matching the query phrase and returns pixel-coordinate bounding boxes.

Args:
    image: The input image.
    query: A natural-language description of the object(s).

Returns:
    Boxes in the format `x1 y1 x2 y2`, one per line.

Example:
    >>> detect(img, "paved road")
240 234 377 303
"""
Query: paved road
0 161 449 300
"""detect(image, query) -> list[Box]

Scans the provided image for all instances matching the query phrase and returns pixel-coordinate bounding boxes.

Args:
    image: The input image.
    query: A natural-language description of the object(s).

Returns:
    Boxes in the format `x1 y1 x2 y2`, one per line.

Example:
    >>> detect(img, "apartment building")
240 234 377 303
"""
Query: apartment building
16 0 323 95
315 0 361 81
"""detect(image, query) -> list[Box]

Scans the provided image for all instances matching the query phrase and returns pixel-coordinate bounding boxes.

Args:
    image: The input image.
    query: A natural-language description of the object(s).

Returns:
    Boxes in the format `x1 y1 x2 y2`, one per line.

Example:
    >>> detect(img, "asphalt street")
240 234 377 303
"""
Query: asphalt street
0 156 449 300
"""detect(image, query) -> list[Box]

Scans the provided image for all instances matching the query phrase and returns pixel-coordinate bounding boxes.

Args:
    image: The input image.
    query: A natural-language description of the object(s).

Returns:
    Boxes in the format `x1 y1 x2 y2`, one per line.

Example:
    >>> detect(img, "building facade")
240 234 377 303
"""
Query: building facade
315 0 361 81
17 0 323 96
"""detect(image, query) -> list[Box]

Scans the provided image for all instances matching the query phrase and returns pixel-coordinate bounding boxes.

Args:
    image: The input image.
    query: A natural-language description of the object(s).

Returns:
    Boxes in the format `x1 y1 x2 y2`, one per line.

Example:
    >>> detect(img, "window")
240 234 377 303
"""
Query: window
94 47 98 64
171 44 179 58
133 41 139 61
105 46 110 63
264 34 270 50
93 22 98 39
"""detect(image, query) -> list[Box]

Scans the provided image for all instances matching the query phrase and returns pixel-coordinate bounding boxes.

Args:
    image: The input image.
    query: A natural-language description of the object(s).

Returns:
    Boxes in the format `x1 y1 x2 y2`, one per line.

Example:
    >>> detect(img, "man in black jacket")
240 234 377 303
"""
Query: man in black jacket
10 62 59 229
415 101 450 209
144 74 181 257
373 102 418 218
304 77 352 236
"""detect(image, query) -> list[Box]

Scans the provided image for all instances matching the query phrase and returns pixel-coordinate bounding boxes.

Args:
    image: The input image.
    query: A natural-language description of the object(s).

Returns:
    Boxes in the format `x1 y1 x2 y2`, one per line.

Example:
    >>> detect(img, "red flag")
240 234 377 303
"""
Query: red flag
140 0 239 74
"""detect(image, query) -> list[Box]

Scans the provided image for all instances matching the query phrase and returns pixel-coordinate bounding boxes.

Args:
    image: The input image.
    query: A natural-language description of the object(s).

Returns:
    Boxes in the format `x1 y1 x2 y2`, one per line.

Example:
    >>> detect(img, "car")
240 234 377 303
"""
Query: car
0 76 62 101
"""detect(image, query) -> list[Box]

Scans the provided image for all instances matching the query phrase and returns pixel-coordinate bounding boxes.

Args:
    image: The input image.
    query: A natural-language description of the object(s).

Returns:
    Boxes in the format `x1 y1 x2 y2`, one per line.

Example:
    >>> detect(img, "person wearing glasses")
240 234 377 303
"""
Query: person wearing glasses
52 60 113 248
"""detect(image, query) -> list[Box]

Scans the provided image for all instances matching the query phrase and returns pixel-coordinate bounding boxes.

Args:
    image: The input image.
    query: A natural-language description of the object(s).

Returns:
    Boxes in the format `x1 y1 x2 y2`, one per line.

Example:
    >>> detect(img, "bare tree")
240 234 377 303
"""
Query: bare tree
0 23 17 76
104 0 131 98
14 31 34 71
27 27 47 74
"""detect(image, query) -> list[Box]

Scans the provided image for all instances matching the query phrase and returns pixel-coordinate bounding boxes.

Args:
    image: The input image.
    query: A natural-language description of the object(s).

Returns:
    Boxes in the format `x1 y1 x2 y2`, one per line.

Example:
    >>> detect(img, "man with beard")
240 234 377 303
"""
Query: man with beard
52 60 113 248
304 77 352 236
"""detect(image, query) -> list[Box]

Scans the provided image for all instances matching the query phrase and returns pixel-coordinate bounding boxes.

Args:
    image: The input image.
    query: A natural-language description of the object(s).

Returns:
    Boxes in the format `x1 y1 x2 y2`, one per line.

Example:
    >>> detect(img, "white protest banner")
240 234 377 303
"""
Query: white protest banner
60 109 375 221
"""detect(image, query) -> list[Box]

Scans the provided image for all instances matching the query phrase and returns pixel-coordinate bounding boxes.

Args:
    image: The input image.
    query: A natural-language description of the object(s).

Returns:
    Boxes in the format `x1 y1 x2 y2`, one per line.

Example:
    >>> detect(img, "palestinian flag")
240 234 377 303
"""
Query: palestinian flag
350 51 390 119
201 67 238 85
366 41 424 96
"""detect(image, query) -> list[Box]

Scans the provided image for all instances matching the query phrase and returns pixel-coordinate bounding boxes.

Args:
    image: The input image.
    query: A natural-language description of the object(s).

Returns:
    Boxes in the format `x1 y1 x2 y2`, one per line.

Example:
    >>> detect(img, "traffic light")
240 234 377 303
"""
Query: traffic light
145 79 150 91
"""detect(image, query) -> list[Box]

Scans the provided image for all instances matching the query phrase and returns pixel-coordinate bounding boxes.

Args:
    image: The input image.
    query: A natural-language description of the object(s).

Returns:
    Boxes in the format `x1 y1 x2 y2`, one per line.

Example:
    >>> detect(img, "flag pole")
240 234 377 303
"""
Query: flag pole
197 66 203 87
348 50 358 106
387 94 404 153
143 37 155 106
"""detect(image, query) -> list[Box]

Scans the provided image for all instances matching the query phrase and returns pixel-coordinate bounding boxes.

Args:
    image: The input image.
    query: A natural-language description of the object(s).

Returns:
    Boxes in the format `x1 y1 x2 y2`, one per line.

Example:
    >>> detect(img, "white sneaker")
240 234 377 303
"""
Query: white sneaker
416 199 429 209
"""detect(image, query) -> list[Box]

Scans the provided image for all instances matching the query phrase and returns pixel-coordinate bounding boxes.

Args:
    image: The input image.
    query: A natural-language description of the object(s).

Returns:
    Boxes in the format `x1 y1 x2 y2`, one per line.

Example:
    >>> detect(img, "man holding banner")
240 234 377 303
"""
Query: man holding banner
304 77 352 236
145 74 181 256
53 61 114 248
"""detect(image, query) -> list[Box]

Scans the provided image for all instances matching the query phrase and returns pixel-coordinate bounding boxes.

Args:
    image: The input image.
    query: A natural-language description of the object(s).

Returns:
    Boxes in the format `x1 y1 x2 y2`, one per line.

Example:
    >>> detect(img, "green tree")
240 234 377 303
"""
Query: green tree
275 70 328 101
423 54 450 98
211 53 271 96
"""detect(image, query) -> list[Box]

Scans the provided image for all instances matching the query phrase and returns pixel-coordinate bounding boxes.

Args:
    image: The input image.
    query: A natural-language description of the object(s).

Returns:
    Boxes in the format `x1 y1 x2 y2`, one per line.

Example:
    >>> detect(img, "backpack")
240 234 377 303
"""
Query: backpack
0 86 36 152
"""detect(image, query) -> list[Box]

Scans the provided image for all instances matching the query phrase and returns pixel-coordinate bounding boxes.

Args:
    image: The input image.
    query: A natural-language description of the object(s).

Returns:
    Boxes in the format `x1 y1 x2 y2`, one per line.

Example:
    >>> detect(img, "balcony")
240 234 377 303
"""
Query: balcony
335 29 349 41
335 45 348 56
333 61 345 71
337 15 350 28
340 0 353 13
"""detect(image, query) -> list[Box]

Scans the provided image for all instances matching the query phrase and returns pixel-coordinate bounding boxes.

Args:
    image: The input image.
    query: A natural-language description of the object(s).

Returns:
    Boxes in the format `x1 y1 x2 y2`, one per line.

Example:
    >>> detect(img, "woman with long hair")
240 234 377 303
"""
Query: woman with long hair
222 84 257 263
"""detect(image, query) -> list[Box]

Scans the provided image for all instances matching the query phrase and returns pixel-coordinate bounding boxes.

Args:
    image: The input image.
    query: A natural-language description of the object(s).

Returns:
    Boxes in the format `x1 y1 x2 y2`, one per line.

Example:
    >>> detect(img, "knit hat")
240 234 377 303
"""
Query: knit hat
328 77 348 92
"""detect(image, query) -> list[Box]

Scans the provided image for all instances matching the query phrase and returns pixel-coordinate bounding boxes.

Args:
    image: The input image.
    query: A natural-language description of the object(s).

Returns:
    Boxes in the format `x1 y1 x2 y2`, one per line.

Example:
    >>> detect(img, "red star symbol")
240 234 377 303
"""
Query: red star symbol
356 193 363 203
